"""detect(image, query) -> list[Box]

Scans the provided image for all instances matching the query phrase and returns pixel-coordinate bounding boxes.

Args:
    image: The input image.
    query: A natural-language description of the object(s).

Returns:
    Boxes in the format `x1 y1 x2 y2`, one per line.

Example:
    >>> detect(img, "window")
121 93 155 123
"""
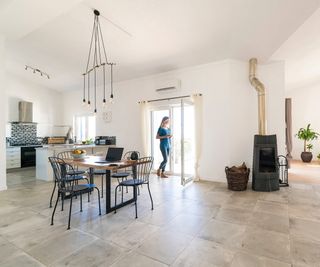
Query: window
73 114 96 142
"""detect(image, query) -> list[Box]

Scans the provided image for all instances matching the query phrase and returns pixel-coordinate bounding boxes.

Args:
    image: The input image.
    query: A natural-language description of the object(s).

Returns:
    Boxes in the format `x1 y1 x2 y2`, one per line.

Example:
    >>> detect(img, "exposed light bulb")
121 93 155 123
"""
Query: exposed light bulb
82 99 86 106
94 108 97 113
25 66 27 70
87 100 91 108
102 99 107 108
109 94 114 104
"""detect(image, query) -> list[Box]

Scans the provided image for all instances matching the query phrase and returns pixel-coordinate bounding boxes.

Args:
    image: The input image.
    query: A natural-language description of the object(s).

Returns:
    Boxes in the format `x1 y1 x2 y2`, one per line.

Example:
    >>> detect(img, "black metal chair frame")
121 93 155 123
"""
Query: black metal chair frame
114 156 154 218
49 152 89 208
49 157 101 229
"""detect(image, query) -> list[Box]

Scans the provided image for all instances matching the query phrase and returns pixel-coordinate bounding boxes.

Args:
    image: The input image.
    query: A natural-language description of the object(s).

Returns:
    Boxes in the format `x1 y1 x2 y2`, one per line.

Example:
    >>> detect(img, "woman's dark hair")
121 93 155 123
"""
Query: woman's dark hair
159 116 169 128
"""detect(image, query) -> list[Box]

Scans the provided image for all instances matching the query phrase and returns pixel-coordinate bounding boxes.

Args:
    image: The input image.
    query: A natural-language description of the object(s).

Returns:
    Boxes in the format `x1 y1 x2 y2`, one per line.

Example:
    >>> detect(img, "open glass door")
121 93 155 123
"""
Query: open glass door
180 99 195 185
149 100 195 184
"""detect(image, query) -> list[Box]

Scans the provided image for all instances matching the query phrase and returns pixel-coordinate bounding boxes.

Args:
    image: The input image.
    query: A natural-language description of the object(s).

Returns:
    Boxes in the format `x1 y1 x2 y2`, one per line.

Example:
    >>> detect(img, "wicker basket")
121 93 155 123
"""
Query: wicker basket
225 165 250 191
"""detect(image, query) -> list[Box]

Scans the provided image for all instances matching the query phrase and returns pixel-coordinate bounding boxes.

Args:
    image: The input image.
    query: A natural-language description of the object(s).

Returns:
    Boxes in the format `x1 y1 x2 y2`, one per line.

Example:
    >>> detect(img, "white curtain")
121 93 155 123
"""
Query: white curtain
191 94 203 181
139 101 150 157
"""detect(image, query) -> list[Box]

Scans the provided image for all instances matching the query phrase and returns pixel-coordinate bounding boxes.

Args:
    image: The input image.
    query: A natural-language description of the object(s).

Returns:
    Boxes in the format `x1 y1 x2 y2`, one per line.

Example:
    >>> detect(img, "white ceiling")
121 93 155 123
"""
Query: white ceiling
272 7 320 90
1 0 320 91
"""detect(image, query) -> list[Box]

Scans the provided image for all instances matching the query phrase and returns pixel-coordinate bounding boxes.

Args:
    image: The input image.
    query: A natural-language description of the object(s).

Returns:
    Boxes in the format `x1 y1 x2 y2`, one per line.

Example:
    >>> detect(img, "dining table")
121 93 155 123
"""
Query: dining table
65 155 138 214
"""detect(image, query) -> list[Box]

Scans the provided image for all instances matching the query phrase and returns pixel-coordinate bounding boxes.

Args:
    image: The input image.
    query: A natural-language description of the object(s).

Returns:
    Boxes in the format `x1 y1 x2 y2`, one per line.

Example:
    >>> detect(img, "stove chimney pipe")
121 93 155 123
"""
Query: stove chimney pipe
249 58 266 135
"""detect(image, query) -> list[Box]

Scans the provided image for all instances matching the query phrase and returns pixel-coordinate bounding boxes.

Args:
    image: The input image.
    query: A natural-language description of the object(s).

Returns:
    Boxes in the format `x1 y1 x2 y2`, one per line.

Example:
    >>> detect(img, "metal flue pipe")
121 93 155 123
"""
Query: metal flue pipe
249 58 266 135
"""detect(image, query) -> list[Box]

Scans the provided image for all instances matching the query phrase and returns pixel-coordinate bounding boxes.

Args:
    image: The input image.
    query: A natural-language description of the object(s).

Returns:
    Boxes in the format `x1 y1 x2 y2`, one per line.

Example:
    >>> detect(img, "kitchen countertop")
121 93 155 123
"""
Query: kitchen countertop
35 144 111 150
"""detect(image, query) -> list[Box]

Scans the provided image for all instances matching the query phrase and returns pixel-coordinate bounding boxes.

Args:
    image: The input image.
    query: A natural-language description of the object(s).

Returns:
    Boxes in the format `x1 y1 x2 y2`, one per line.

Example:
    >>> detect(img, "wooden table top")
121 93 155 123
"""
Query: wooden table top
64 155 136 170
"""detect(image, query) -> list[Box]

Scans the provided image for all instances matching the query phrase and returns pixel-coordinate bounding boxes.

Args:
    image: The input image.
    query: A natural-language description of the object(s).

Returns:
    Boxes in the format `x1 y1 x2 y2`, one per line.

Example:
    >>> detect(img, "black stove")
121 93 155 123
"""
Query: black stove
9 143 43 167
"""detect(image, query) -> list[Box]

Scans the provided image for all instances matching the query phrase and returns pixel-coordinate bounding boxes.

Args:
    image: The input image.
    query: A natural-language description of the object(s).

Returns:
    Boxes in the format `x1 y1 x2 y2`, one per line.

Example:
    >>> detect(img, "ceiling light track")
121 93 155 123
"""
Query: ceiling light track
25 65 50 79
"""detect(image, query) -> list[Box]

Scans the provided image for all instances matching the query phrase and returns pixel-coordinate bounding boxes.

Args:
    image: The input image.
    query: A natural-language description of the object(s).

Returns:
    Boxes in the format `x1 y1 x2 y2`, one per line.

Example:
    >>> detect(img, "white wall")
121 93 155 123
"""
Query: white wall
6 72 65 137
286 84 320 160
0 35 7 190
63 59 285 181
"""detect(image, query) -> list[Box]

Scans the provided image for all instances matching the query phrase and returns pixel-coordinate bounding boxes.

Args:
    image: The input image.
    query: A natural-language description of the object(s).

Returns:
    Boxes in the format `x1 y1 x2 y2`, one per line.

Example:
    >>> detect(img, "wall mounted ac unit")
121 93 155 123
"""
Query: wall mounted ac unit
155 79 181 94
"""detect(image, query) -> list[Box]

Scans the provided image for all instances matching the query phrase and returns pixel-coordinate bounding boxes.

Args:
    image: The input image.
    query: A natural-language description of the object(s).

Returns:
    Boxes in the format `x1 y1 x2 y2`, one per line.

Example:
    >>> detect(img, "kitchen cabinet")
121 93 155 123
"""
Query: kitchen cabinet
6 147 21 169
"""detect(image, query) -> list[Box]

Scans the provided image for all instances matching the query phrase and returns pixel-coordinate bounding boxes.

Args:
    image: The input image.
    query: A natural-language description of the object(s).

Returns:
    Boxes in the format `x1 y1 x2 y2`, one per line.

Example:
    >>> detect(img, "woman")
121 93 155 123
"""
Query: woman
156 116 172 178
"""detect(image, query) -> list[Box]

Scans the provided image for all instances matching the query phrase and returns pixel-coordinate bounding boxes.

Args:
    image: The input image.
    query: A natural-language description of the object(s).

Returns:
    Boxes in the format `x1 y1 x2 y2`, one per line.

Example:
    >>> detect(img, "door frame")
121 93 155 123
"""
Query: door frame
148 100 195 185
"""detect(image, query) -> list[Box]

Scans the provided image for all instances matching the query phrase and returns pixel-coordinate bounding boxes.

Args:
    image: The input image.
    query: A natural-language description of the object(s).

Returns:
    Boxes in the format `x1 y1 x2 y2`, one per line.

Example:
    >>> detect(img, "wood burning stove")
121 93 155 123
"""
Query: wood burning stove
252 135 279 191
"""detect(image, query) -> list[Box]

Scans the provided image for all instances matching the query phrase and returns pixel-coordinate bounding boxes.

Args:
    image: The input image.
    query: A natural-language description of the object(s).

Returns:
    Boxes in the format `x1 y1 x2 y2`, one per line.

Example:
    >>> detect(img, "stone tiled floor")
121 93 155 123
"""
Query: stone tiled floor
1 169 320 266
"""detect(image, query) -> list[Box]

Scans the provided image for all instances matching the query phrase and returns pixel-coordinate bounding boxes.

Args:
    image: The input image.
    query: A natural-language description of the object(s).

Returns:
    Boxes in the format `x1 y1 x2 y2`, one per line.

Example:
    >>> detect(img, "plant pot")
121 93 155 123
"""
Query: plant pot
301 152 313 163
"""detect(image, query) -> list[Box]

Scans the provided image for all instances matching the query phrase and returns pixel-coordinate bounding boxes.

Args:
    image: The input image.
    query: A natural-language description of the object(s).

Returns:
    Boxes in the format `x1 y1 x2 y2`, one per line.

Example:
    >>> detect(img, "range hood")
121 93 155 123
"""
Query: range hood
11 101 37 124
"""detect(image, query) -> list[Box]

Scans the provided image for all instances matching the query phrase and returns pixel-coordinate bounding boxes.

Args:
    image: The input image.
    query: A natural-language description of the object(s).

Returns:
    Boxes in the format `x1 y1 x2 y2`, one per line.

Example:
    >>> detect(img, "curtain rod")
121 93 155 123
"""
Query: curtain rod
138 93 202 104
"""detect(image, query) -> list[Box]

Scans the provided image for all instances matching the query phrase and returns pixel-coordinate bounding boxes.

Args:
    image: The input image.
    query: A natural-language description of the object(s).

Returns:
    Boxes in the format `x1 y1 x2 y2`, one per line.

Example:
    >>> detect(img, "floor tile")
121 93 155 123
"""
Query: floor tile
27 229 97 265
0 236 22 264
290 217 320 243
290 236 320 267
248 211 289 234
136 229 192 265
0 252 45 267
109 220 160 249
231 252 291 267
198 219 246 250
53 239 125 267
241 226 291 263
164 213 210 236
172 238 234 267
111 251 167 267
216 207 252 225
254 200 288 217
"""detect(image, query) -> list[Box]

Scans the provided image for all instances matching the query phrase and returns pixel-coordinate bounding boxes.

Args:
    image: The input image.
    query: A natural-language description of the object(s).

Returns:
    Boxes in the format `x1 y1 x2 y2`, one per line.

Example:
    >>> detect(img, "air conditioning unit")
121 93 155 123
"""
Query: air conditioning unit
155 79 181 94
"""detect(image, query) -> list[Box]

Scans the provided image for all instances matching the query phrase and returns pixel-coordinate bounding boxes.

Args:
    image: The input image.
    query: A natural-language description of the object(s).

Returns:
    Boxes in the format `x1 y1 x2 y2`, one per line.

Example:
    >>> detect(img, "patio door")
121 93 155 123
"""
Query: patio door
150 100 195 185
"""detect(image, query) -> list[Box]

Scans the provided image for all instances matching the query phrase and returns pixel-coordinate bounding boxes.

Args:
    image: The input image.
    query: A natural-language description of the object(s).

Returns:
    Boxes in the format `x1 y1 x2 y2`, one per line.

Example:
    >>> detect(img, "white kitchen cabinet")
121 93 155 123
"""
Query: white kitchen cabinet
6 147 21 169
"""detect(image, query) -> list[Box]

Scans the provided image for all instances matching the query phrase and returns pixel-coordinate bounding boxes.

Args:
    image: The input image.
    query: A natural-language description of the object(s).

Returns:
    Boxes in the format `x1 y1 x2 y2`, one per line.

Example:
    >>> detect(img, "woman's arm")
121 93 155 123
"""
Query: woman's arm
156 134 172 139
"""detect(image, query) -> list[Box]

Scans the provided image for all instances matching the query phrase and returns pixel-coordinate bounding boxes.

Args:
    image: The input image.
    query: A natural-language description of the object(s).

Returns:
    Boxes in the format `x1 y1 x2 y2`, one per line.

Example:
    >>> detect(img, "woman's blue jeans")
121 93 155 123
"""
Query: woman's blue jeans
159 145 170 172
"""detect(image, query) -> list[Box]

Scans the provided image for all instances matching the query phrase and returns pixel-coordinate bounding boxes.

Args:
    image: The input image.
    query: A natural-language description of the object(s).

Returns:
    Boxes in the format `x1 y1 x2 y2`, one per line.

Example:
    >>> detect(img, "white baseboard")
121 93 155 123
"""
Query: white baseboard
0 185 7 191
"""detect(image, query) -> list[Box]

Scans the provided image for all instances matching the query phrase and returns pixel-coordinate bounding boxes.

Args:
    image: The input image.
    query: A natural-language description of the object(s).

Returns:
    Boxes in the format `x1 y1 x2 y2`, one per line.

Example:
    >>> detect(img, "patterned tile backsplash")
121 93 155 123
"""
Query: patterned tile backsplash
9 124 38 145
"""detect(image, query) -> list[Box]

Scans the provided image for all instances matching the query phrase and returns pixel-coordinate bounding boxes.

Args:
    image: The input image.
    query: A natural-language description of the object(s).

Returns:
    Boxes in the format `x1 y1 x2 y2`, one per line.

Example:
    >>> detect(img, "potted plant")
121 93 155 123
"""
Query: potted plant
296 124 319 162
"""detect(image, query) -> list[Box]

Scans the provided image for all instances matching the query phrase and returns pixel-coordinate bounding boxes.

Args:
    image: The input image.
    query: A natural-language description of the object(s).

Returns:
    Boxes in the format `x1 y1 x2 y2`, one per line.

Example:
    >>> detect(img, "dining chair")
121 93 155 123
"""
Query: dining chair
57 151 87 176
49 152 89 208
49 157 101 230
114 156 153 218
93 150 140 199
112 151 140 195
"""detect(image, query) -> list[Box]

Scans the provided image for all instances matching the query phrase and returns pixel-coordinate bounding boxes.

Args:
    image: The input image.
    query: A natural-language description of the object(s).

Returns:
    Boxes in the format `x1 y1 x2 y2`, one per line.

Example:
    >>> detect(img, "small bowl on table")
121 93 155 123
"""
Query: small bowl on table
71 152 87 160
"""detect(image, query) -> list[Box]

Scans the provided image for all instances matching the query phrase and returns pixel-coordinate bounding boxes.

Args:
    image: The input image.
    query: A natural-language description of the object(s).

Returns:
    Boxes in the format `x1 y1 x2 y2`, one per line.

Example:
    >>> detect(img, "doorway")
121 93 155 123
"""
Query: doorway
150 100 195 185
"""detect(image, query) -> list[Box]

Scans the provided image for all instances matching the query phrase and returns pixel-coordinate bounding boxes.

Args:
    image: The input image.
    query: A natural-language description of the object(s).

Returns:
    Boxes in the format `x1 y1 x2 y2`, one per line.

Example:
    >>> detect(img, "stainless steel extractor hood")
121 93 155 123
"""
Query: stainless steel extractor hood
19 101 33 123
11 101 36 124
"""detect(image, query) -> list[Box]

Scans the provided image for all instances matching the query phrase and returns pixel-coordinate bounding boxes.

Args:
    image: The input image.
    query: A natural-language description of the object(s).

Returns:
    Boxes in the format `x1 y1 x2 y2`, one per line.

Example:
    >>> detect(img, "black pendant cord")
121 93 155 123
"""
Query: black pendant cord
85 15 97 73
87 71 91 106
97 19 109 64
93 16 98 113
110 63 114 100
103 63 106 104
94 67 97 113
82 74 86 103
96 19 102 66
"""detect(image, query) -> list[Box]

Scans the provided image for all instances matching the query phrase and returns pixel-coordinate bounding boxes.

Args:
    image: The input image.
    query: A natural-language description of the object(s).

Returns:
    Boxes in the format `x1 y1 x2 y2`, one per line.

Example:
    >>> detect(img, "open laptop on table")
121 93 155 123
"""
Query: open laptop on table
95 147 124 165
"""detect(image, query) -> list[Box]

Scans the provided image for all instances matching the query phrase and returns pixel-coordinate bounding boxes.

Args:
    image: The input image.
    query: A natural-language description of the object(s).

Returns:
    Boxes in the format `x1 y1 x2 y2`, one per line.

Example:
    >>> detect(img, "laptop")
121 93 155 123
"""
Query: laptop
95 147 124 164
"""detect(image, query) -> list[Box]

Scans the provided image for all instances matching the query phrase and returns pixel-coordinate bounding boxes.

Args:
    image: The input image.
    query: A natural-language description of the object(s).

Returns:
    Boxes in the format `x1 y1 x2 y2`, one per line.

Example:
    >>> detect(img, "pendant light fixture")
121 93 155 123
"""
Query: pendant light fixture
83 9 116 113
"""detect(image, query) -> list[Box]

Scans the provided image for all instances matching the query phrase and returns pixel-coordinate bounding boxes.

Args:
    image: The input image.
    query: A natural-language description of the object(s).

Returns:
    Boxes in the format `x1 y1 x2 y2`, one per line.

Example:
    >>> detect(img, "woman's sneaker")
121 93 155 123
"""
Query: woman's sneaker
157 169 161 177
